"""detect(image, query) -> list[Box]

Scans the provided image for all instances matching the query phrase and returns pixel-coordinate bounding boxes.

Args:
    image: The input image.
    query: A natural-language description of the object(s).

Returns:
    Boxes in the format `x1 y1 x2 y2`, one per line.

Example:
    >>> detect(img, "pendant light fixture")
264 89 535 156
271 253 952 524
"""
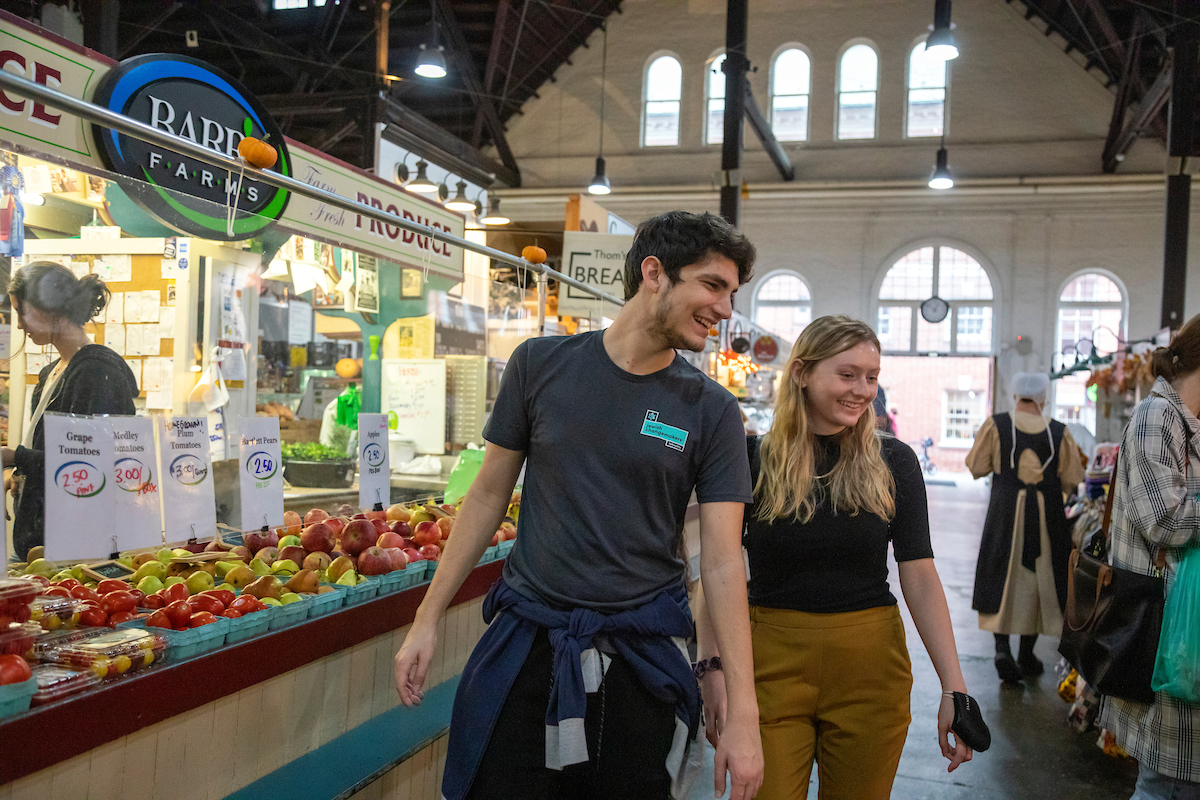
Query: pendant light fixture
407 159 437 192
445 180 476 212
587 24 612 195
415 1 448 78
480 196 511 225
928 136 954 190
925 0 958 62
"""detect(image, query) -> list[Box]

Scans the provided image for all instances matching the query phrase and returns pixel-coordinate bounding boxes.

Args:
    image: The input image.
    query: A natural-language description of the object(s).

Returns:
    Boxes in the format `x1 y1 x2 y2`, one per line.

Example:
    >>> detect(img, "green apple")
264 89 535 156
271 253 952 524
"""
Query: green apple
137 575 165 595
133 560 168 584
260 597 282 607
278 535 301 549
184 571 214 595
214 560 247 578
118 553 135 568
215 582 236 593
280 592 302 605
249 558 272 577
70 565 85 580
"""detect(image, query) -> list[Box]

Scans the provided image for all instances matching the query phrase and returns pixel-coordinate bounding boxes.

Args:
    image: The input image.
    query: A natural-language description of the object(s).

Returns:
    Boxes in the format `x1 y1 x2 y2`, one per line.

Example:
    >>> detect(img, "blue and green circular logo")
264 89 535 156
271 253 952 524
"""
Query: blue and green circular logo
54 461 106 498
92 54 290 240
246 451 278 480
170 453 209 486
115 457 151 492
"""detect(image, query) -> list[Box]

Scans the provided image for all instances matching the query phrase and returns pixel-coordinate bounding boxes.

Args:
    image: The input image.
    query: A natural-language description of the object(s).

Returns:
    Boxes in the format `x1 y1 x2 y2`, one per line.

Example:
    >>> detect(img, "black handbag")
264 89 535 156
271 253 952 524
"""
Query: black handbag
1059 450 1167 705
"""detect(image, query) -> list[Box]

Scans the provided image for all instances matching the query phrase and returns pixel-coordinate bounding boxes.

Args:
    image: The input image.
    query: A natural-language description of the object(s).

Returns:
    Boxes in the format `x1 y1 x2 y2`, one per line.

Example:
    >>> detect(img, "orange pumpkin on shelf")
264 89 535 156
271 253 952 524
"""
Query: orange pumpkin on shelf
522 245 547 264
336 358 360 379
237 136 277 169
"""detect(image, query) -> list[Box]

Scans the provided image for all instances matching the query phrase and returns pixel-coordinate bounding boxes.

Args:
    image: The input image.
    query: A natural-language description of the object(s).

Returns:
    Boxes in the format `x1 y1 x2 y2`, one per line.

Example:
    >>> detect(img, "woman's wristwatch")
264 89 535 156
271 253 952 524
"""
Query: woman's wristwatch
693 656 722 680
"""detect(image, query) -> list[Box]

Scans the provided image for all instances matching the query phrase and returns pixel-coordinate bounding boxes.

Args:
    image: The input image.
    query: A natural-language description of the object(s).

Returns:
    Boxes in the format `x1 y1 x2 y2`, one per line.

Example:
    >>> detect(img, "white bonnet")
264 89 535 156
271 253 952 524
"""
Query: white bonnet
1011 372 1049 404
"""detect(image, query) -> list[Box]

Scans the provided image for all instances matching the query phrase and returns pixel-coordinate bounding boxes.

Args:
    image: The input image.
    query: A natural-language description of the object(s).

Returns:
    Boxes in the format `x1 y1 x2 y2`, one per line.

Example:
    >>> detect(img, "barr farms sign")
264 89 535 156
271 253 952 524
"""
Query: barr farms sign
92 54 289 240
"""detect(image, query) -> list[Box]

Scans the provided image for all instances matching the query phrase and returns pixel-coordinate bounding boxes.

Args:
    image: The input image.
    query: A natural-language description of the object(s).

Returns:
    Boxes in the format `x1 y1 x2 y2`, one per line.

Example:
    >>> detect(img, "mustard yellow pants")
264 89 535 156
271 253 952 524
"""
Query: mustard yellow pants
751 604 913 800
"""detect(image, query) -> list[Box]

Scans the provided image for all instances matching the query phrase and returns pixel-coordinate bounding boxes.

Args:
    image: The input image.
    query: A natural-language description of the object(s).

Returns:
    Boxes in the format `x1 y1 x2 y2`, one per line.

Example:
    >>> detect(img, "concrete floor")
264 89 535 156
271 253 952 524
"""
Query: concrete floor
691 480 1139 800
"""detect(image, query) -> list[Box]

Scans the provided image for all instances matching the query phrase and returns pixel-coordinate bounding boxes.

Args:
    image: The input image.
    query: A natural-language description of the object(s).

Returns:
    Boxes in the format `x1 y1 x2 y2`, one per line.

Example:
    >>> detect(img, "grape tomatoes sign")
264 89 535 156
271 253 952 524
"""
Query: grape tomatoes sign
239 416 283 532
54 461 105 497
43 415 116 562
91 54 290 240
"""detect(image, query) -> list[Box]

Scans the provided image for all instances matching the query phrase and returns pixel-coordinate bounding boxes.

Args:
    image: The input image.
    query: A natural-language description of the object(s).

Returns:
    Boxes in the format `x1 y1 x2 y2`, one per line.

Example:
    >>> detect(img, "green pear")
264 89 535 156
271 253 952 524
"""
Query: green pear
25 558 54 577
137 575 165 595
249 558 272 577
184 571 214 595
336 569 358 587
157 548 174 564
278 535 301 549
133 560 168 584
118 553 135 568
215 560 247 578
163 576 186 588
270 559 299 576
215 582 236 593
327 556 355 583
51 570 74 583
280 592 303 605
171 548 191 558
260 597 282 607
243 575 283 600
224 565 256 589
70 565 85 580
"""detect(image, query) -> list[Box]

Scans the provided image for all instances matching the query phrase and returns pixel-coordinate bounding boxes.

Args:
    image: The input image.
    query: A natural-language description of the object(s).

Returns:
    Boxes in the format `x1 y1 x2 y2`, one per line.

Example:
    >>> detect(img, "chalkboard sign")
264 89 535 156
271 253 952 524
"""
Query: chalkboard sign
81 560 136 582
381 359 446 455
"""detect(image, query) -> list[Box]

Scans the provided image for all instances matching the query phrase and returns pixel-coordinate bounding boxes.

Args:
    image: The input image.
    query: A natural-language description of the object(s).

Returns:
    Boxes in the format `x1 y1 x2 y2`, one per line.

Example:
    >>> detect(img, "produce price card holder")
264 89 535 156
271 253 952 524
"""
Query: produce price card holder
43 413 117 562
108 416 163 552
359 413 390 511
238 416 284 533
157 415 218 544
80 560 137 583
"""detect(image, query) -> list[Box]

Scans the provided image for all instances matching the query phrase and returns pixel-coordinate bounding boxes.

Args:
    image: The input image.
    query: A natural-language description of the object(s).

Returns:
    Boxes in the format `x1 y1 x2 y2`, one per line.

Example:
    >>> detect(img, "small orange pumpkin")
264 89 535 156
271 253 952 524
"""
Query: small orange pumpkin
238 136 277 169
522 245 547 264
335 358 360 379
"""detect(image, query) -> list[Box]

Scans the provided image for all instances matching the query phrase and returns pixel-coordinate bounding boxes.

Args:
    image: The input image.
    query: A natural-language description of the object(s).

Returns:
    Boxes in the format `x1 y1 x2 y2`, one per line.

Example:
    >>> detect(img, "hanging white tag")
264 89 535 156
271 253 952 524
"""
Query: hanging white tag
358 413 390 511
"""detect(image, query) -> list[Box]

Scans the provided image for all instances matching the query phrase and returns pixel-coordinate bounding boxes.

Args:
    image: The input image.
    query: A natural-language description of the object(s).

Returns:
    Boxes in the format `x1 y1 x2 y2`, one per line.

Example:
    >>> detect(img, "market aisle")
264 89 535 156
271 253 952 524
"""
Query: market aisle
689 480 1140 800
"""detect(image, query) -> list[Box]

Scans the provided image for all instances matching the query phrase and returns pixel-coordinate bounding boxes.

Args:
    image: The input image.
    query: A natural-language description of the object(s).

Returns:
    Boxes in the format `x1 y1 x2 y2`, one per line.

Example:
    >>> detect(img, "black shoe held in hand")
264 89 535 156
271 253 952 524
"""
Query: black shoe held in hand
948 691 991 752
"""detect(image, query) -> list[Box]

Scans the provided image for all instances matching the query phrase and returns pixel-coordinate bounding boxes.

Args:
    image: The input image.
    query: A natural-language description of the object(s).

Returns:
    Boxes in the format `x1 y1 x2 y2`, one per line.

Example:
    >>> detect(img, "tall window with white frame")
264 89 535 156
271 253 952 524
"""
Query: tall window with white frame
944 389 987 445
907 40 947 137
772 48 811 142
643 55 682 147
753 273 812 347
1054 273 1124 434
837 44 878 140
876 245 994 355
705 54 727 145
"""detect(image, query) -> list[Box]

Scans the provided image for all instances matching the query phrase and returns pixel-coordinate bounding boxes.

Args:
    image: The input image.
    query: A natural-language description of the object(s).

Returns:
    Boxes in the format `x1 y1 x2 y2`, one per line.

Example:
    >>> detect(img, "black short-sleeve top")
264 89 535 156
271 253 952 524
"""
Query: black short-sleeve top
744 433 934 613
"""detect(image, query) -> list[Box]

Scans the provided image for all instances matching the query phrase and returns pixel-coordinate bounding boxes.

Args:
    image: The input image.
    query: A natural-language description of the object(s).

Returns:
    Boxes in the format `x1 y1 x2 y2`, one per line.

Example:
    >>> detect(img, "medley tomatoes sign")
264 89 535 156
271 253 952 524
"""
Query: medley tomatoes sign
92 54 290 240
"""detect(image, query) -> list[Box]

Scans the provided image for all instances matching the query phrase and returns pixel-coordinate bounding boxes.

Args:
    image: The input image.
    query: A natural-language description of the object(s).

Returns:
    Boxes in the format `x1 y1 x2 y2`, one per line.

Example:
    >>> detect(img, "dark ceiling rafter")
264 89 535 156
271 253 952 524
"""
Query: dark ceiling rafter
472 0 511 148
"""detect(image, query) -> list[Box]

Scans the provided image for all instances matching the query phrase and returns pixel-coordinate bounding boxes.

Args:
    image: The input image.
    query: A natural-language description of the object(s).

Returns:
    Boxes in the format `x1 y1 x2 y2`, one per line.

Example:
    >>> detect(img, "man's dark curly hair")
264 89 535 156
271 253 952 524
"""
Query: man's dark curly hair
622 211 756 300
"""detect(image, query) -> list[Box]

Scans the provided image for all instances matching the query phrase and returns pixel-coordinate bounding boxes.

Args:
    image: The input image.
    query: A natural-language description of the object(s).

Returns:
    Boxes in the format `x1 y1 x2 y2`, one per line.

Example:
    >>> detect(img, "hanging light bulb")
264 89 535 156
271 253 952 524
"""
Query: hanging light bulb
407 160 437 193
928 147 954 190
480 196 511 225
416 44 447 78
925 0 959 62
588 156 611 195
445 180 475 212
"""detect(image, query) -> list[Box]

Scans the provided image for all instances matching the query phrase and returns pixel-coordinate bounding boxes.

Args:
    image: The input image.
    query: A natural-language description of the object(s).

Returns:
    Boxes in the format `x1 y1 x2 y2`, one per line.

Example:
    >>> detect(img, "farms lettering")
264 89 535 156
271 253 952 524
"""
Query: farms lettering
143 96 264 202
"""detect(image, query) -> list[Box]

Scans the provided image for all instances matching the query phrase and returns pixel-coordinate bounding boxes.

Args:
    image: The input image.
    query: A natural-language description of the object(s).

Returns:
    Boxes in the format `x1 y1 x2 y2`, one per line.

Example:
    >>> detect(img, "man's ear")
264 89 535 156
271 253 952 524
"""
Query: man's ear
640 256 665 293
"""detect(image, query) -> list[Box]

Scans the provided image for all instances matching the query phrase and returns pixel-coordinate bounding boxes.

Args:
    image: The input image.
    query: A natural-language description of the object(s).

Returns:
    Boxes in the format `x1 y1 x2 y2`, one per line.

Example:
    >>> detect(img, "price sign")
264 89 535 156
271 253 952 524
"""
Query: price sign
158 415 217 543
358 413 390 511
43 414 116 562
110 416 163 552
239 416 284 532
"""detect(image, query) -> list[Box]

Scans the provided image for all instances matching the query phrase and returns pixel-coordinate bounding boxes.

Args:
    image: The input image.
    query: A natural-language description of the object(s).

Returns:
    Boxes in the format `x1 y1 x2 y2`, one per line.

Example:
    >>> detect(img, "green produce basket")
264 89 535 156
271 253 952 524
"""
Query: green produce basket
497 540 515 558
404 560 429 582
481 544 499 563
267 599 310 631
120 617 229 661
0 673 37 719
225 610 271 644
374 571 406 596
341 577 380 607
307 587 348 619
424 561 439 580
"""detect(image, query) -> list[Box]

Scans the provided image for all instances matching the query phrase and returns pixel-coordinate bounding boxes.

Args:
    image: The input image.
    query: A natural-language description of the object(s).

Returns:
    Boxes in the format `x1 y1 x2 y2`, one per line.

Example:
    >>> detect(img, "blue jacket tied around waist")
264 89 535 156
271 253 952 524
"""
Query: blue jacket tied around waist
441 578 702 800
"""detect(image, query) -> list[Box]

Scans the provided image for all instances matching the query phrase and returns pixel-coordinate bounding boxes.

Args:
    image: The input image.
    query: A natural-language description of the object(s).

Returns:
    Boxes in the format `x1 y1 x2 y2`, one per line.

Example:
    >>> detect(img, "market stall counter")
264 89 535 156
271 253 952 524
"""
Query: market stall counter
0 560 503 799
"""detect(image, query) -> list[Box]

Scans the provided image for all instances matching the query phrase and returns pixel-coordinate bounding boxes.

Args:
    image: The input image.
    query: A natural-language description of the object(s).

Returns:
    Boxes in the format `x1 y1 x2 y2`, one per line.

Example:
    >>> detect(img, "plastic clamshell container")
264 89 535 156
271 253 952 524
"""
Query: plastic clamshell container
224 609 271 644
0 673 37 718
306 586 348 619
31 595 82 632
37 627 166 679
31 664 101 706
267 598 309 631
340 578 380 607
0 578 39 627
0 623 41 659
117 616 226 662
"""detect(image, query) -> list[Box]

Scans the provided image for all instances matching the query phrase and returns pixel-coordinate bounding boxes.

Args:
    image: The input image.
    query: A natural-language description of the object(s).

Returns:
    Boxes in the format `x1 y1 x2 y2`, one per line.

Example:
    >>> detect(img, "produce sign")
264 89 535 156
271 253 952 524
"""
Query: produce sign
358 414 390 511
44 415 116 562
239 416 284 532
91 54 290 240
109 416 163 552
158 416 217 542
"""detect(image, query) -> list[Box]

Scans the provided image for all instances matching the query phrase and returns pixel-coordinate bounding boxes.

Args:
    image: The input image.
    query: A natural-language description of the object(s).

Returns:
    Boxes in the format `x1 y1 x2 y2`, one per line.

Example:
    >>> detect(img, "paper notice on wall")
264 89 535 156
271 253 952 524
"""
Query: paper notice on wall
392 316 435 360
43 414 116 562
103 323 125 355
107 254 131 283
220 347 246 382
133 325 160 356
124 359 142 388
70 261 89 279
158 415 217 543
104 294 123 324
358 413 390 511
288 300 313 345
159 306 176 330
239 416 284 532
109 416 163 551
219 269 247 344
26 353 45 376
161 259 179 279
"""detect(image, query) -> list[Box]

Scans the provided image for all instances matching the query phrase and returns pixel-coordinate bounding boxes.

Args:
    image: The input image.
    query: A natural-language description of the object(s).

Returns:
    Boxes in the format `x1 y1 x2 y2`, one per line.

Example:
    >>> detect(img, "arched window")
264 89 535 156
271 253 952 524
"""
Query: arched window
771 48 810 142
907 40 948 137
1054 273 1125 433
705 53 726 145
644 55 682 147
876 245 994 354
753 272 812 346
837 43 878 140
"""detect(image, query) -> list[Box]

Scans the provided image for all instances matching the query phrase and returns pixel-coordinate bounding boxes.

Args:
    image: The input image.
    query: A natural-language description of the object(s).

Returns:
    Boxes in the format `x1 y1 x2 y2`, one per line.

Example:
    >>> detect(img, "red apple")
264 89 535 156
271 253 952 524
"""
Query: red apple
278 545 307 565
336 503 356 518
204 537 232 552
412 520 441 547
358 546 393 576
402 537 416 549
436 517 454 541
304 508 329 526
365 508 388 522
281 510 303 536
377 531 405 550
390 521 412 538
371 518 390 536
243 529 279 553
353 513 367 520
441 504 456 516
329 549 346 560
386 548 409 571
230 545 252 562
326 517 345 537
340 518 376 556
254 546 279 565
417 544 442 562
402 547 423 563
490 532 500 547
300 522 336 553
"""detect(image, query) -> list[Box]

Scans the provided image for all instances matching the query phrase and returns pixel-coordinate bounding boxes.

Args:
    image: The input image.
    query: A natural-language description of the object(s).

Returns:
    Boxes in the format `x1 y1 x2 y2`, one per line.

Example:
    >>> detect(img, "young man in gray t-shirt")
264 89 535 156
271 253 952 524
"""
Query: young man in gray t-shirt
394 211 764 800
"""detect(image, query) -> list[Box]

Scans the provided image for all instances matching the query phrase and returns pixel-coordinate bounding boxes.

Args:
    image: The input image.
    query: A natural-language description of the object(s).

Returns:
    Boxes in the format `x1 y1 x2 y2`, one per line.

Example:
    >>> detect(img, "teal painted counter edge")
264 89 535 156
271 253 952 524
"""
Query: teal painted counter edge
224 673 461 800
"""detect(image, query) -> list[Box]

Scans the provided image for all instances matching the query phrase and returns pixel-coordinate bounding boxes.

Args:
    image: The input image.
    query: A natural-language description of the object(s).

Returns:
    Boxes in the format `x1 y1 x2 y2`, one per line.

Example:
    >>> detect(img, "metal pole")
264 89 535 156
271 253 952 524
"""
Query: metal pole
0 70 625 308
1162 7 1197 331
719 0 748 226
537 272 548 336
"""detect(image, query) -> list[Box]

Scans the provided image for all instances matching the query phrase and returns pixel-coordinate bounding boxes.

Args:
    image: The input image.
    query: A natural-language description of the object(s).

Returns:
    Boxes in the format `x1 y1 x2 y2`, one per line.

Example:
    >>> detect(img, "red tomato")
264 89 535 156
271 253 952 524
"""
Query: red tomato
223 609 243 619
145 609 172 629
160 583 190 604
96 579 129 595
128 589 146 607
227 595 259 614
78 606 108 628
107 611 136 627
0 655 32 686
52 578 81 590
142 594 165 610
187 594 224 616
201 589 235 608
44 586 71 598
189 612 217 627
69 585 100 603
100 591 137 616
165 600 192 628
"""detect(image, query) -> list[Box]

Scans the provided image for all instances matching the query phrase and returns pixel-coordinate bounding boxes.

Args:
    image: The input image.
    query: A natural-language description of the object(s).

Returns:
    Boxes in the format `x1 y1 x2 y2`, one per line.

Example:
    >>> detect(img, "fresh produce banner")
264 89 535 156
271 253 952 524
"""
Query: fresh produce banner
239 415 283 532
109 415 163 552
157 415 217 543
358 413 390 511
43 413 116 562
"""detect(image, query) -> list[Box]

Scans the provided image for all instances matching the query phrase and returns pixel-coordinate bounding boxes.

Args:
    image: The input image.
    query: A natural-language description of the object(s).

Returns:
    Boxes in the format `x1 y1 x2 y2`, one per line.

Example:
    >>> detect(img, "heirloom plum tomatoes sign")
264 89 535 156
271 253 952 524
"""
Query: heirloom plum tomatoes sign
91 54 290 240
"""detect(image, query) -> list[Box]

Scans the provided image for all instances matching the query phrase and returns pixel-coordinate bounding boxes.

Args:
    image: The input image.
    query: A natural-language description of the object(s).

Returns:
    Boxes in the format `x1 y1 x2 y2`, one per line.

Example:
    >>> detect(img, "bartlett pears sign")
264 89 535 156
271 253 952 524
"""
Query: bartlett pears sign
92 54 290 240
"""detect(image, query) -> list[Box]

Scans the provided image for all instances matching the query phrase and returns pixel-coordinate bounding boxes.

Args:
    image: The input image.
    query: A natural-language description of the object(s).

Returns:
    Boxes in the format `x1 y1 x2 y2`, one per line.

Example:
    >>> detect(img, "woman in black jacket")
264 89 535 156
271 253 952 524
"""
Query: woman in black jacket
2 262 139 558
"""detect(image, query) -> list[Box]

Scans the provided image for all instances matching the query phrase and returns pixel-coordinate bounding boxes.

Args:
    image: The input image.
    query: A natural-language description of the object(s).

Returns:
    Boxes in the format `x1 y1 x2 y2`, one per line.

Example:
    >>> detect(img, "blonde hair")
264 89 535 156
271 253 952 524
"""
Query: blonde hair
756 315 896 523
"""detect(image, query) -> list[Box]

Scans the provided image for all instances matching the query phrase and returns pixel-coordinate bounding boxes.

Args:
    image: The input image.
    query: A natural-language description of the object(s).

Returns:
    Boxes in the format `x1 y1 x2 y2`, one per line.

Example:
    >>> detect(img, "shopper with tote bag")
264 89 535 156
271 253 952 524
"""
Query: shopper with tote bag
1092 314 1200 800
